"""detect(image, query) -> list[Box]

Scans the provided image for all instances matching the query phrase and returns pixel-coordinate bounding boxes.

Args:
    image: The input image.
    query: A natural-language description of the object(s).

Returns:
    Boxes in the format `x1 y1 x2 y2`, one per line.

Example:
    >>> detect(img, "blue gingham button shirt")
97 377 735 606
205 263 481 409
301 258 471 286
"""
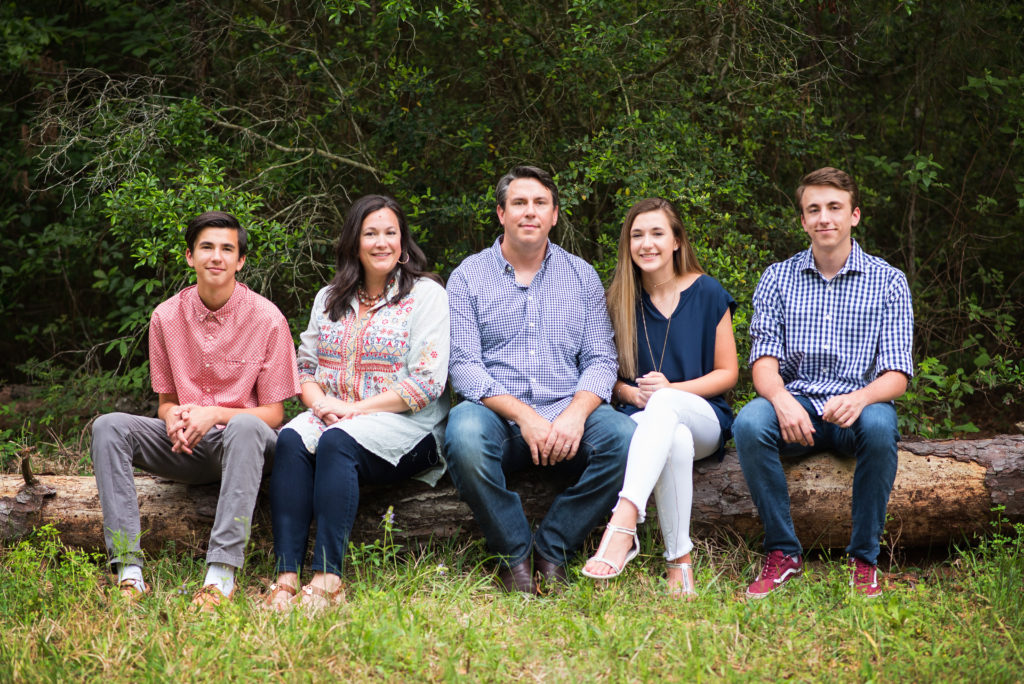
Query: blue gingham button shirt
447 238 618 421
748 239 914 414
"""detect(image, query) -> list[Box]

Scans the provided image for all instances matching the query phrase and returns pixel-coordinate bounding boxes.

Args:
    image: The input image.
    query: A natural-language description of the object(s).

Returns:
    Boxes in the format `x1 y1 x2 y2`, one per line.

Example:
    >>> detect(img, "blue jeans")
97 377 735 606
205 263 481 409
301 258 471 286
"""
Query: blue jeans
733 396 899 564
444 401 634 569
269 427 437 576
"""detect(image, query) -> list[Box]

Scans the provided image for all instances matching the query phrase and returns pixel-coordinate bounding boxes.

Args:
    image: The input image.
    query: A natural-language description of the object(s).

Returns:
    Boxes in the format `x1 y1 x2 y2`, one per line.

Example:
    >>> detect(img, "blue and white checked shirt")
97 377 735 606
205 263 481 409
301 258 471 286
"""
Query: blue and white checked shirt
447 238 618 421
748 239 914 414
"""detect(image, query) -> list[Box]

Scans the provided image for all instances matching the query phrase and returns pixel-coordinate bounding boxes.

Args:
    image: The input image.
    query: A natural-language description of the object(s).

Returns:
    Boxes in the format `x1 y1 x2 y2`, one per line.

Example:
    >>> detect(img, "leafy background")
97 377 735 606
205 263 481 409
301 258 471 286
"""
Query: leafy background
2 0 1022 449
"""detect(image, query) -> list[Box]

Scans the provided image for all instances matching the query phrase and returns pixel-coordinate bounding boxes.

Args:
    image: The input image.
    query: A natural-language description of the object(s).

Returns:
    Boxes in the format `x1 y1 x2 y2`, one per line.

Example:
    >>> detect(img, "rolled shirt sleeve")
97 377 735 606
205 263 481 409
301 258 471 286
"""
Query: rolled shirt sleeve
876 270 915 379
573 264 617 401
447 267 511 402
747 263 786 365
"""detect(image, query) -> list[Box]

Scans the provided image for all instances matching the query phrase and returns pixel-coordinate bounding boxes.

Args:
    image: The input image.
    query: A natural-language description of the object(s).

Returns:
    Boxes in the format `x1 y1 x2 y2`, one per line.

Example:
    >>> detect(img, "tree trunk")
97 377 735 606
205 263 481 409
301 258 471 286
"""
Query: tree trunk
2 436 1022 556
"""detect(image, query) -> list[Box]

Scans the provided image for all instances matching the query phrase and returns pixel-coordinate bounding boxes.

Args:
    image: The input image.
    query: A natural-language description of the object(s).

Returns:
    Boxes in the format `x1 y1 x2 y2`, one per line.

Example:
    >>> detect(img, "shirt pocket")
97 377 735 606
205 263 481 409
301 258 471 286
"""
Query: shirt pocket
215 357 261 387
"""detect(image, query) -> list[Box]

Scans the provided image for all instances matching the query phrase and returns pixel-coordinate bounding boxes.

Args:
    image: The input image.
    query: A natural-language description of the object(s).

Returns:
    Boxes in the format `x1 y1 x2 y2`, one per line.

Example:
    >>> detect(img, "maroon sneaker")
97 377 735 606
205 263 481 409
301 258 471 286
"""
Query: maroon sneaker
746 550 803 599
849 557 883 598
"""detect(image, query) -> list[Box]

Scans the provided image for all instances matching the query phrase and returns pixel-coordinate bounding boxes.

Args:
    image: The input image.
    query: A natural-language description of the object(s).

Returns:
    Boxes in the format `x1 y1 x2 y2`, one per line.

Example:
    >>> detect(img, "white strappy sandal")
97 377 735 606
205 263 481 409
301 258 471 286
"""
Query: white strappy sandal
666 561 697 598
581 524 640 579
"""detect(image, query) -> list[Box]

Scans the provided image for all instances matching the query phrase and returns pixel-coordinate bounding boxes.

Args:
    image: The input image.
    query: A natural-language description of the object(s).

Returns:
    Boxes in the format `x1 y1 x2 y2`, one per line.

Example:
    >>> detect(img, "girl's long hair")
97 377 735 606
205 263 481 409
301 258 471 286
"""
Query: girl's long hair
323 194 441 321
606 198 703 380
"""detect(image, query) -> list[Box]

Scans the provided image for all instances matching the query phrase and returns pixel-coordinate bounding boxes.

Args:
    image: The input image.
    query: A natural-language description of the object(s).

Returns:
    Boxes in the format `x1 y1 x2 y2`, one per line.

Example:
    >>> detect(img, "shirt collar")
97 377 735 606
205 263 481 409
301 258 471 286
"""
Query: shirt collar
188 282 248 321
491 237 554 277
798 238 866 277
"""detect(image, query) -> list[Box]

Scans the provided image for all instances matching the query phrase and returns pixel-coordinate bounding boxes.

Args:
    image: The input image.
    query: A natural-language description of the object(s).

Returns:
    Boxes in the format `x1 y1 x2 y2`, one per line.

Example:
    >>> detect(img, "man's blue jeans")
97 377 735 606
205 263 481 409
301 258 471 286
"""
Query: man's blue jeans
444 401 634 569
733 396 899 565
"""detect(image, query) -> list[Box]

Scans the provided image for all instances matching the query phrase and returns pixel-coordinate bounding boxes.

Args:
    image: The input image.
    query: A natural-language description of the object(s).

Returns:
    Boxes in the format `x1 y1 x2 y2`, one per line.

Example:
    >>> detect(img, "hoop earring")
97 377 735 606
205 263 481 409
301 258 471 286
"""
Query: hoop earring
398 252 410 265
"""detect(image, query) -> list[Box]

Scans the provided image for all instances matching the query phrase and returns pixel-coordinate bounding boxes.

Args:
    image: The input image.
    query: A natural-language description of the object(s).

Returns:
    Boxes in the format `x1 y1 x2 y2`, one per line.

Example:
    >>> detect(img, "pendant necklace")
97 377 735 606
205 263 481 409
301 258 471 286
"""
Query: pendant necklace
640 275 676 373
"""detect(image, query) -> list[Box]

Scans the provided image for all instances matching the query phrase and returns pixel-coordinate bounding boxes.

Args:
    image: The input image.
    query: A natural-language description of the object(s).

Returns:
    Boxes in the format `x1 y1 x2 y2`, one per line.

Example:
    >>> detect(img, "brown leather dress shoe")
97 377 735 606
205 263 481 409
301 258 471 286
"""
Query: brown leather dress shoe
496 559 536 594
534 554 568 586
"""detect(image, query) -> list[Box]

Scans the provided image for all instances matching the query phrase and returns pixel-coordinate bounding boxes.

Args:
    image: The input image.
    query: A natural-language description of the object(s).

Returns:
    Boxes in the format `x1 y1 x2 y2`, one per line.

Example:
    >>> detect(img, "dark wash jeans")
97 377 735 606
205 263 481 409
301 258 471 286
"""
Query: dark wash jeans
733 395 899 565
444 401 635 569
270 427 437 576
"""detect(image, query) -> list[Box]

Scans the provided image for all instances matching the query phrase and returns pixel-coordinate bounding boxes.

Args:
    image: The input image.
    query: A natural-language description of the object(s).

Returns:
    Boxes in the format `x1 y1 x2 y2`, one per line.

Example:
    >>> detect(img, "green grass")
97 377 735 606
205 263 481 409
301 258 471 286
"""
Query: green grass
1 523 1022 683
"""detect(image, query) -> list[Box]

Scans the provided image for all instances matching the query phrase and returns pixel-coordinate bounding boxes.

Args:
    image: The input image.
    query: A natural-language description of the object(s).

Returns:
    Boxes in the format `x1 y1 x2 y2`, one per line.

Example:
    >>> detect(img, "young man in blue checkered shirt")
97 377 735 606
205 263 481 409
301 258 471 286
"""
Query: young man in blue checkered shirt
734 167 914 599
444 165 636 594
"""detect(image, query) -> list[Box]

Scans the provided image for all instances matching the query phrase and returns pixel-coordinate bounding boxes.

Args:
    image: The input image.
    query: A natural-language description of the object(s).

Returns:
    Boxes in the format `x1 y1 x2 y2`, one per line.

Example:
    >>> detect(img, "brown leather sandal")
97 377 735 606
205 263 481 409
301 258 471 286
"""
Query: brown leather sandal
262 581 299 612
294 582 345 611
114 578 150 603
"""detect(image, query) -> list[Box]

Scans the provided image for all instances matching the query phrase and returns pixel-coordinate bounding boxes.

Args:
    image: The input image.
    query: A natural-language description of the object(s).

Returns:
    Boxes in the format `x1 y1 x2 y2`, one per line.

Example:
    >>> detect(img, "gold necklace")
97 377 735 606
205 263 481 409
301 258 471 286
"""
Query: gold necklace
640 275 677 372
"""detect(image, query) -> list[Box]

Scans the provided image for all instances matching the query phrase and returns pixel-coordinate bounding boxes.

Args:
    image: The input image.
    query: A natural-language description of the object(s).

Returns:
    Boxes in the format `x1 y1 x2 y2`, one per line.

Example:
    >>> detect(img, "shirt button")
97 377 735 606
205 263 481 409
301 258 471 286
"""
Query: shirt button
527 295 533 301
205 363 210 368
529 350 535 355
823 345 829 350
529 323 535 327
207 335 213 340
204 387 210 393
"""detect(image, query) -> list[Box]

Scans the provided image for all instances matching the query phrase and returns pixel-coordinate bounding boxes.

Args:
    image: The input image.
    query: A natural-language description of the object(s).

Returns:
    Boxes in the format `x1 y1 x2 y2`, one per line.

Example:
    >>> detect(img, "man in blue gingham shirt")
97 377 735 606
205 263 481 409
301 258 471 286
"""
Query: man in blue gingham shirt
735 167 914 600
445 166 634 594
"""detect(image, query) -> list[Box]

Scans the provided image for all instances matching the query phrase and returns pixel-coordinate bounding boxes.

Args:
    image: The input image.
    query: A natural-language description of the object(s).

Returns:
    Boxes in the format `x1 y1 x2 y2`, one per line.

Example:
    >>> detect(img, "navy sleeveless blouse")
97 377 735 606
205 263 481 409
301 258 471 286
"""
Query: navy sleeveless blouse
618 274 737 457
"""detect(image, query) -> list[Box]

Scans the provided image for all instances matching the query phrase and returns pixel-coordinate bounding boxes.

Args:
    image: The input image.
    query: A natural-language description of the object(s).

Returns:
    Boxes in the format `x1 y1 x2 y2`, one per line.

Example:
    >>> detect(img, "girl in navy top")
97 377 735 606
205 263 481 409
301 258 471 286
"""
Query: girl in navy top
582 198 738 597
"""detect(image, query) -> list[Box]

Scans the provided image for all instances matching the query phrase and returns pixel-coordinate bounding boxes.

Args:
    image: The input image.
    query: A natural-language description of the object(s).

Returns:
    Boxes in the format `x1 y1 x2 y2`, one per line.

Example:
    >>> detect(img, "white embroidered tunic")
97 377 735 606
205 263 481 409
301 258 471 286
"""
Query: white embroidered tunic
283 276 450 484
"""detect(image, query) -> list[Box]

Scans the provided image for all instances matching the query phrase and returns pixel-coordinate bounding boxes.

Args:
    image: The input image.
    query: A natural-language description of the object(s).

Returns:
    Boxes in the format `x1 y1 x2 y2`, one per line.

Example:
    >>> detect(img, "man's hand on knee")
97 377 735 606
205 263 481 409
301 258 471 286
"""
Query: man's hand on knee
770 392 816 447
543 409 586 465
822 390 868 429
517 412 554 466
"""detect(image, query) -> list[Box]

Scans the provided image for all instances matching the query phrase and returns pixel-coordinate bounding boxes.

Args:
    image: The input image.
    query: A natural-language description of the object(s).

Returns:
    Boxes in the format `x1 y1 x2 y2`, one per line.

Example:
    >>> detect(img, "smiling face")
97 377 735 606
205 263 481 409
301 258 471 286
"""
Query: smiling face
628 209 680 283
185 226 245 294
357 207 402 290
496 177 559 254
800 184 860 254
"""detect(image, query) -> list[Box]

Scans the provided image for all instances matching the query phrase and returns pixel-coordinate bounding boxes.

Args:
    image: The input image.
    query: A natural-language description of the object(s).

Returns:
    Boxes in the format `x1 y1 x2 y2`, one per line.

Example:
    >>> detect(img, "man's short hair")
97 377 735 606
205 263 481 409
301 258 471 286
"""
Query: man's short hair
184 211 247 256
796 167 859 214
495 165 560 210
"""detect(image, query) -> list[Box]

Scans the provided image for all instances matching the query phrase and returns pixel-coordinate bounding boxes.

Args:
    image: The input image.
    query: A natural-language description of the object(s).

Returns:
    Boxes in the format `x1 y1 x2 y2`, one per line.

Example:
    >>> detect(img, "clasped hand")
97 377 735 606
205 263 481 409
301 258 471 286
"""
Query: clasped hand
165 404 220 453
634 371 670 408
312 396 362 425
519 409 586 467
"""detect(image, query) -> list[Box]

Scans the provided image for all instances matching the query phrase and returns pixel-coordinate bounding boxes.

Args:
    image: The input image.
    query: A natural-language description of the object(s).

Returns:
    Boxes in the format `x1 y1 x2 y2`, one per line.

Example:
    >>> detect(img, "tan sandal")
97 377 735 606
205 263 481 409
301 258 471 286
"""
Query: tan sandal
190 583 235 613
262 581 299 611
293 582 345 611
666 561 697 600
114 578 150 603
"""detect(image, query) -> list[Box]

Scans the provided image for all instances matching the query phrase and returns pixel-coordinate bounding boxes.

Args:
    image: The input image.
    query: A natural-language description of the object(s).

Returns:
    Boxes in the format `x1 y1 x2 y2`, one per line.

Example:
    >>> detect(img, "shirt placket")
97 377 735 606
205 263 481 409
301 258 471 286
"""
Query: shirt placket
200 311 219 406
823 278 837 378
524 285 540 409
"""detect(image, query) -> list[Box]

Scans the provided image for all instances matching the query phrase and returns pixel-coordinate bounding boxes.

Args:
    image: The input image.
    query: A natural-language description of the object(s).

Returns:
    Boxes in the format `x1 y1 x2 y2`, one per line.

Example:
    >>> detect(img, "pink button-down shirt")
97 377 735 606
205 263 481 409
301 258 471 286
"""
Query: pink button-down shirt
149 283 300 408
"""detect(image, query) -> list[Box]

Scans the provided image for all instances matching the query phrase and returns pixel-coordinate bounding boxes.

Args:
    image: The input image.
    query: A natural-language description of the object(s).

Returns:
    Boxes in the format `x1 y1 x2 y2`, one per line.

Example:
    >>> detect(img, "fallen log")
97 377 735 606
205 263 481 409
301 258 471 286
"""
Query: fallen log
2 436 1022 557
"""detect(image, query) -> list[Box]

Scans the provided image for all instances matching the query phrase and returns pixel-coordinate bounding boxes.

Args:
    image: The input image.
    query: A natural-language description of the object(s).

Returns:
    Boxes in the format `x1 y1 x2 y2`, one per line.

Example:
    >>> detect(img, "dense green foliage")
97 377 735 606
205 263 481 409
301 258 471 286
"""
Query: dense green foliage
2 0 1022 438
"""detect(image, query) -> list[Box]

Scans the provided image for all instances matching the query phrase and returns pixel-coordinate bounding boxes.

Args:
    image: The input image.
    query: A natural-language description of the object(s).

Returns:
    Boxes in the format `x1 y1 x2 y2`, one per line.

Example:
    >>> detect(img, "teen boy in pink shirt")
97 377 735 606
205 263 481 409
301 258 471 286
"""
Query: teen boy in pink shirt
91 211 299 610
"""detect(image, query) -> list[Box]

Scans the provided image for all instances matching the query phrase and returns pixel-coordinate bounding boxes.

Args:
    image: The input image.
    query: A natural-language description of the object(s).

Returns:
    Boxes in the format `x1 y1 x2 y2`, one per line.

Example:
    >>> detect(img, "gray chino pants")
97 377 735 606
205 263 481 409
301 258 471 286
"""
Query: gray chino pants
91 412 276 569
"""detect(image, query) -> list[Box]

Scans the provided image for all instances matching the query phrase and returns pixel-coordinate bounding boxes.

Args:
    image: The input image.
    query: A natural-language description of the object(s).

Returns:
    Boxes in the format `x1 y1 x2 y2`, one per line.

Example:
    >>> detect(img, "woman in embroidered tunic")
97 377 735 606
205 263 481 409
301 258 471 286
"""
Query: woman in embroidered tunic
265 195 449 610
581 198 738 597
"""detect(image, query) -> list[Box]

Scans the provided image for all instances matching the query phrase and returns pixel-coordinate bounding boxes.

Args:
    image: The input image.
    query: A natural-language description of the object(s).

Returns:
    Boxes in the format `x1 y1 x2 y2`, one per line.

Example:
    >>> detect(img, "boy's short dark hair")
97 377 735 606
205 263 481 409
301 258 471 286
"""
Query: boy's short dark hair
796 167 860 214
184 211 247 256
495 165 560 210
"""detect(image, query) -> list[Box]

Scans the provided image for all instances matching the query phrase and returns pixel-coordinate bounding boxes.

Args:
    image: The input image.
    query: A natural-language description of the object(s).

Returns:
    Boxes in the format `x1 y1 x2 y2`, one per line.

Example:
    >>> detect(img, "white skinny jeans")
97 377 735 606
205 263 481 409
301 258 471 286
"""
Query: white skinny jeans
617 388 722 559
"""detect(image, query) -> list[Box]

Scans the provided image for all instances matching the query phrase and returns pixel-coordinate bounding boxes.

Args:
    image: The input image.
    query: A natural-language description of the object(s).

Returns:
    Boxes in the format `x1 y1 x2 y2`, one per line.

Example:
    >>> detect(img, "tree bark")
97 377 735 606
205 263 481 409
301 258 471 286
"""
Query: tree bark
2 436 1022 556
